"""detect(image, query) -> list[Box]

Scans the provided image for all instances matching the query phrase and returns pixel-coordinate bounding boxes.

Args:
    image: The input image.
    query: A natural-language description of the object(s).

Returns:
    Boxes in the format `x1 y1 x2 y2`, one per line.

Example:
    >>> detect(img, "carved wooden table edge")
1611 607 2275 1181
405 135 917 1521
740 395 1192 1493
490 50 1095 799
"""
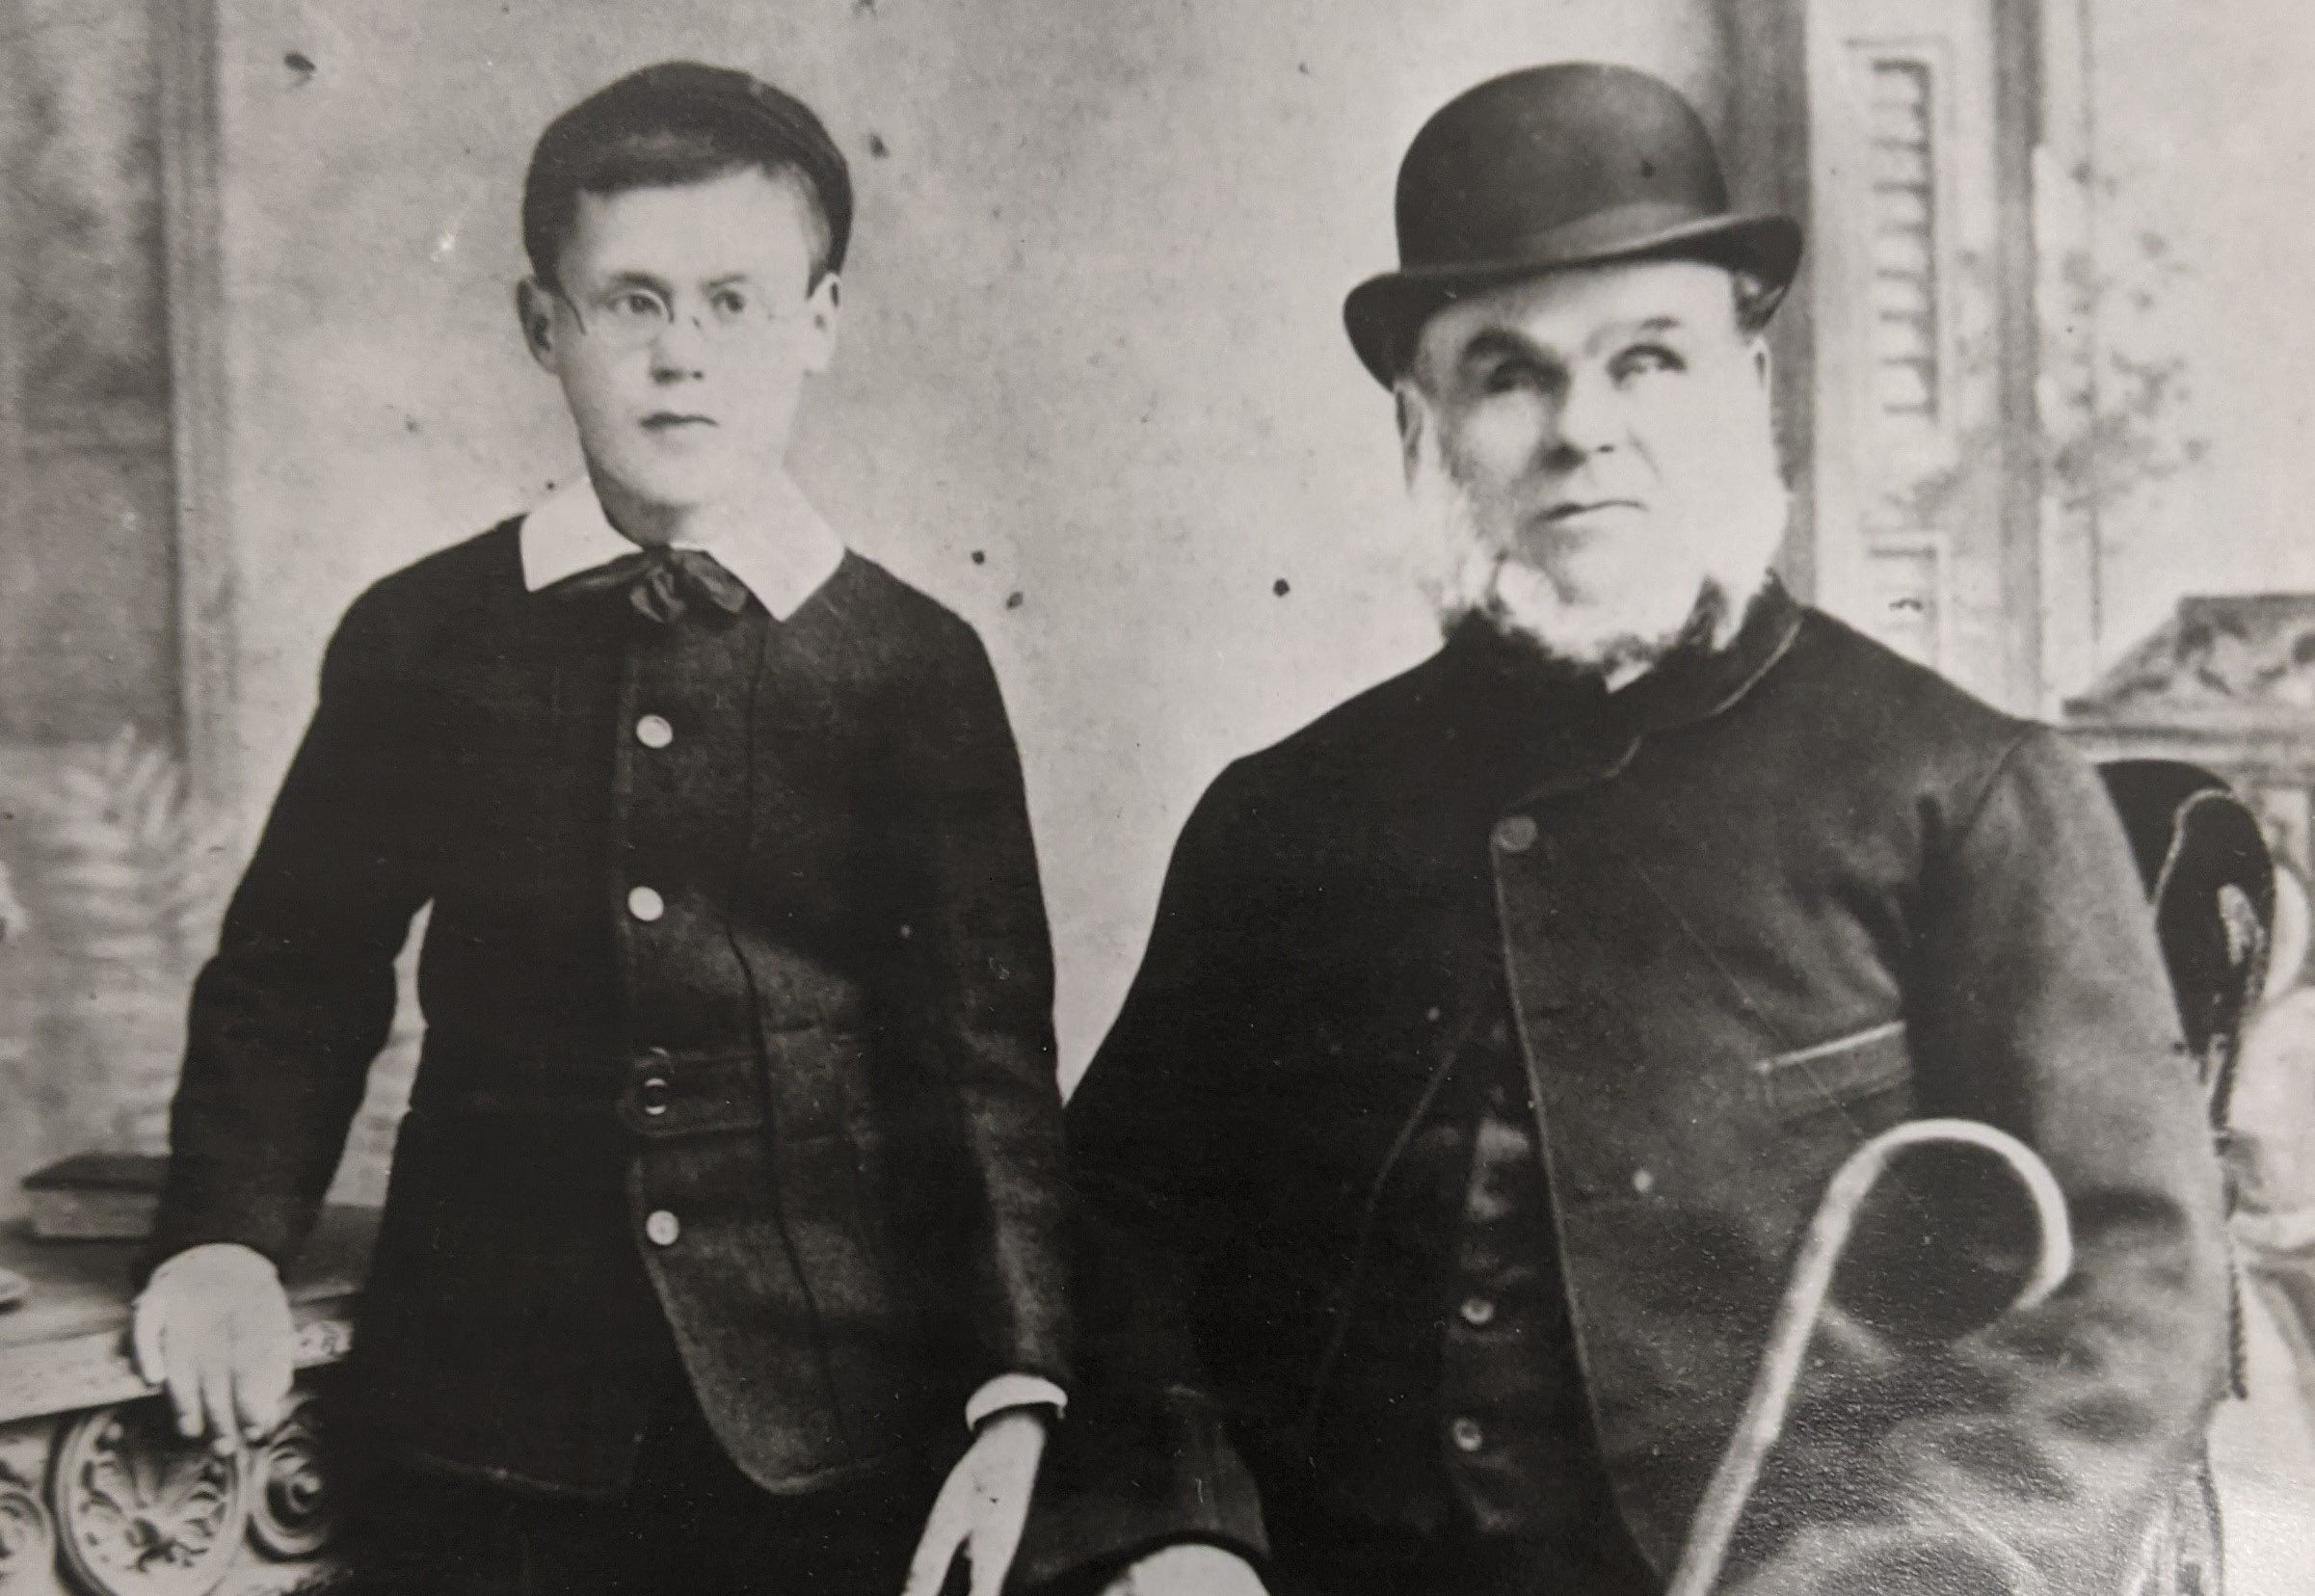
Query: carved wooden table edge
0 1314 357 1432
0 1208 377 1596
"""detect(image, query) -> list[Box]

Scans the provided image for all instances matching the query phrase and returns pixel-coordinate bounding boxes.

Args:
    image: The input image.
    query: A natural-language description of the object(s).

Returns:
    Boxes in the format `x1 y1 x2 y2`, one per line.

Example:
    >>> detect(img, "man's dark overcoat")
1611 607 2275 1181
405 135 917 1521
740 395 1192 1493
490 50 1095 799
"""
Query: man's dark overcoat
148 520 1069 1498
1034 585 2229 1596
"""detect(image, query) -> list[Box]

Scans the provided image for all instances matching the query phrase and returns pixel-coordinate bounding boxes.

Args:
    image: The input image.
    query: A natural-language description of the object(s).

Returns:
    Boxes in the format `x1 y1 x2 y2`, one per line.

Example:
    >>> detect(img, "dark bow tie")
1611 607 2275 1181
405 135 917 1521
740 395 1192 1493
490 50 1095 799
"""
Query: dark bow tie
542 545 752 625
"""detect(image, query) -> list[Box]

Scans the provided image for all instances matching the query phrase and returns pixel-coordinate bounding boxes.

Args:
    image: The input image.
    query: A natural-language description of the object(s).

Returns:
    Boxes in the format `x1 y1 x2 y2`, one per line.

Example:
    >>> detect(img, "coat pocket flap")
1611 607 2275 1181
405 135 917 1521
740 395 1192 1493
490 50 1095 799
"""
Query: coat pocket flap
1753 1020 1911 1118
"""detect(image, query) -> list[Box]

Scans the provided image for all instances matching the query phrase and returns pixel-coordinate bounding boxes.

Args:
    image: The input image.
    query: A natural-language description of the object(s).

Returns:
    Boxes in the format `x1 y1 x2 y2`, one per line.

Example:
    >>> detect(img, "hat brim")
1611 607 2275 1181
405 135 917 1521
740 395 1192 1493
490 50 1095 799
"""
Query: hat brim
1344 212 1802 386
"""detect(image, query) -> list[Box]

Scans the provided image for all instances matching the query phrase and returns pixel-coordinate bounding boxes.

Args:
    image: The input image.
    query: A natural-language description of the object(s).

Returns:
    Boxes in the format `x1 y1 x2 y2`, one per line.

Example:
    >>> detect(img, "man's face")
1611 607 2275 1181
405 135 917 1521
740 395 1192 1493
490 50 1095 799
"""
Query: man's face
519 167 838 516
1400 258 1787 670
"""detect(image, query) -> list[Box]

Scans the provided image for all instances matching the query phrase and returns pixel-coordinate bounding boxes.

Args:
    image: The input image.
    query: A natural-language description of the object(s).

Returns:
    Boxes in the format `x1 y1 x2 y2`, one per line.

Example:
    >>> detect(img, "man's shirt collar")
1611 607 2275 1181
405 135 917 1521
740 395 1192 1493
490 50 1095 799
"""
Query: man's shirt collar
518 473 846 622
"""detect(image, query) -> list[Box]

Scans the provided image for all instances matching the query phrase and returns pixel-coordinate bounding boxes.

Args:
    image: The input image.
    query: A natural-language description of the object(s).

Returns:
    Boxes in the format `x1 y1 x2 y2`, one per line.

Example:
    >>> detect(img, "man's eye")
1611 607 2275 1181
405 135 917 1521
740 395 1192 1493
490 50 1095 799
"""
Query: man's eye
607 292 666 321
1611 344 1686 381
1481 361 1543 395
710 288 752 318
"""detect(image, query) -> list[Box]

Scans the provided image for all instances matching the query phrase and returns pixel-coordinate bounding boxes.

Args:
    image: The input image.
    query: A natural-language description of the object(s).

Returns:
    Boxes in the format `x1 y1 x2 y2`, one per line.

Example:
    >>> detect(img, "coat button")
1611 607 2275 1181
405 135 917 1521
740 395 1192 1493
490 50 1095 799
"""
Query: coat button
635 714 674 749
644 1210 680 1246
639 1076 671 1117
1493 815 1538 855
1449 1416 1486 1453
627 886 665 922
1459 1294 1497 1328
1632 1167 1657 1195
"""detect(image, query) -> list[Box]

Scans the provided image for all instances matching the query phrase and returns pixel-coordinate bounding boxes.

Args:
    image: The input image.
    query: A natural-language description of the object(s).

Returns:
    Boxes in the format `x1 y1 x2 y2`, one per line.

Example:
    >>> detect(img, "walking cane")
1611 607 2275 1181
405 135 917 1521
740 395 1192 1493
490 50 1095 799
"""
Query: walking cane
1664 1118 2076 1596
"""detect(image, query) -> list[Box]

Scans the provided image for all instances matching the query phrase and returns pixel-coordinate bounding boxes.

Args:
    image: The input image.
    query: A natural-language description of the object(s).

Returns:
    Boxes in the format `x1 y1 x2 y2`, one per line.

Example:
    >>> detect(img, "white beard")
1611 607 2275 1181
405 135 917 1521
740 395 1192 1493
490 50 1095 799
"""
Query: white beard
1401 392 1789 678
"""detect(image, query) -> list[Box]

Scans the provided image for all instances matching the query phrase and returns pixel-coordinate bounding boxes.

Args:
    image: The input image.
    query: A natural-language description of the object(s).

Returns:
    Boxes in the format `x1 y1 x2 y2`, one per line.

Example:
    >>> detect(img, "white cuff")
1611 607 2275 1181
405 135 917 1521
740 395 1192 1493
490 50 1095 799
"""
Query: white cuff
146 1242 279 1292
964 1372 1068 1431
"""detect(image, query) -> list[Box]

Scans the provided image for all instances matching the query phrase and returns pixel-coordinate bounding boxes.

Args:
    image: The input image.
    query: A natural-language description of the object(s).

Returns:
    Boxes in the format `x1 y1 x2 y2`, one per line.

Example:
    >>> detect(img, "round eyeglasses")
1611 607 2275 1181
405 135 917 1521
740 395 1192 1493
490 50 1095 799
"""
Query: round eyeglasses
555 281 811 352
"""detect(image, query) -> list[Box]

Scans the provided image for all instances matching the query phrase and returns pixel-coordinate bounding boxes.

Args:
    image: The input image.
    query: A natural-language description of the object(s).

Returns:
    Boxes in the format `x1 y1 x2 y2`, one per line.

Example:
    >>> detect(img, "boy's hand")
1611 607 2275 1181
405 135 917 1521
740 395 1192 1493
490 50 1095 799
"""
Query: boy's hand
1097 1545 1269 1596
129 1242 295 1454
903 1407 1050 1596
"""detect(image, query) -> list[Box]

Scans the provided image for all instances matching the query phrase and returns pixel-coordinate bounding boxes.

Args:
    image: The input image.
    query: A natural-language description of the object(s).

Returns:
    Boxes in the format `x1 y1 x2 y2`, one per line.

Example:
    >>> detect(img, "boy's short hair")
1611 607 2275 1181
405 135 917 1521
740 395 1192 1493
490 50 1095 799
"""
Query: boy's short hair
522 61 853 290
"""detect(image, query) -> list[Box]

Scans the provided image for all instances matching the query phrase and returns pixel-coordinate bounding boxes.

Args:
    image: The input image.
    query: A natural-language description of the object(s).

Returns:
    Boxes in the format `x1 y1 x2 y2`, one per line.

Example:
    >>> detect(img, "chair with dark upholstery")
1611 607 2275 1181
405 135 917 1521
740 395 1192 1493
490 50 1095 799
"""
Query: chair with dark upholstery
2096 760 2278 1596
2098 759 2276 1133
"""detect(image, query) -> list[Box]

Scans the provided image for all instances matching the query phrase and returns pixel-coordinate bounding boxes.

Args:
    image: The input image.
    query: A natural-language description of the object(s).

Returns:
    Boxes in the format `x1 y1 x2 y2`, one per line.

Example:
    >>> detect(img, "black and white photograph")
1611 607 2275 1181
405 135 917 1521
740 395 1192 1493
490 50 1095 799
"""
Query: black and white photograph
1 2 2311 1593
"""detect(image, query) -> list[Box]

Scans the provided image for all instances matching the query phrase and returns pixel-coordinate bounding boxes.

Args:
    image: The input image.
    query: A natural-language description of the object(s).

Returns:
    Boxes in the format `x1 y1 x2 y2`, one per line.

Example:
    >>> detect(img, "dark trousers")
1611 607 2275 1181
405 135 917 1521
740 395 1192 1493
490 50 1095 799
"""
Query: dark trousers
1263 1488 1660 1596
339 1365 956 1596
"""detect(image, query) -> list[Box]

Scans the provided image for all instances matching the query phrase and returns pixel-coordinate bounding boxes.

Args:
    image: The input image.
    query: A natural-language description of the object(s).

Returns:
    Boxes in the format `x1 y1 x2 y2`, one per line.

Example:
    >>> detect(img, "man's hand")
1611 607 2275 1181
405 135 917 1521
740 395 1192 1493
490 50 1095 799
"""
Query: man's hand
129 1242 295 1454
1096 1544 1269 1596
903 1408 1051 1596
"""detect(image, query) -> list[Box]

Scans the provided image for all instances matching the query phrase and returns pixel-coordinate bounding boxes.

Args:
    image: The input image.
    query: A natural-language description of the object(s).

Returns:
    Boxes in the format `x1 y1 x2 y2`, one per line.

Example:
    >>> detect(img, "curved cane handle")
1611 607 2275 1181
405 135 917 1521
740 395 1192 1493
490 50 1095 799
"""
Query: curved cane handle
1665 1119 2074 1596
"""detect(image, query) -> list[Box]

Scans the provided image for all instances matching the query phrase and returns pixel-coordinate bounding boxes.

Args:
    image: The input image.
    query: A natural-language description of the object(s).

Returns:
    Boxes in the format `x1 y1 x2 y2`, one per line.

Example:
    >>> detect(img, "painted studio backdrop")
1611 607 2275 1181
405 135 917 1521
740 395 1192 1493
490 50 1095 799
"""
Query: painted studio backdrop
1 0 2313 1582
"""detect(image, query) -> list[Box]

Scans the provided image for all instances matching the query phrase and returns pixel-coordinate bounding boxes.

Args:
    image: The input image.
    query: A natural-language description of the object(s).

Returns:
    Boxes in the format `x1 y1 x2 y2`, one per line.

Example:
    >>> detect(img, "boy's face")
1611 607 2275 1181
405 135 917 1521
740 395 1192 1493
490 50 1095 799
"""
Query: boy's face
519 167 839 516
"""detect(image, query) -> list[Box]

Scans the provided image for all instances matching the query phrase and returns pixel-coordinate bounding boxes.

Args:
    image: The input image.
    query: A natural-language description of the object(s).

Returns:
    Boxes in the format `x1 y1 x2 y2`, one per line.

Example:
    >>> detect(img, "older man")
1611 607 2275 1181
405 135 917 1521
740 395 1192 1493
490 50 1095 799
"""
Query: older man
1025 64 2229 1596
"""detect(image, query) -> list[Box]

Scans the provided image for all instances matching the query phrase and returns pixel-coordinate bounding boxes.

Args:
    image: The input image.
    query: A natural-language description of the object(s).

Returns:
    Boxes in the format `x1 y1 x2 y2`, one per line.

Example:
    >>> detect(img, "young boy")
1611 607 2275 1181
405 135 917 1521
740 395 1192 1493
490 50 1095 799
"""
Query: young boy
130 62 1067 1596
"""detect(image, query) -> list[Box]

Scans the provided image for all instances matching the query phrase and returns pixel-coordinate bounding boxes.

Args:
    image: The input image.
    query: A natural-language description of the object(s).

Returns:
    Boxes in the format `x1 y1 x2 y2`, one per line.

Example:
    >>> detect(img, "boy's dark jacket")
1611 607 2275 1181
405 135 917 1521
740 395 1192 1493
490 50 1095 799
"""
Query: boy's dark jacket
150 519 1071 1498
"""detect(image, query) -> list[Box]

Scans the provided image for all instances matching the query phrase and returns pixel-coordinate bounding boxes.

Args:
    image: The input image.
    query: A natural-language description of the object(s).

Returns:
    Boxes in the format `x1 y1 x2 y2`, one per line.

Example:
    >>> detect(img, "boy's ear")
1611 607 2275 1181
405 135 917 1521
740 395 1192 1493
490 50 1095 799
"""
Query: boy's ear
799 273 841 377
516 279 561 371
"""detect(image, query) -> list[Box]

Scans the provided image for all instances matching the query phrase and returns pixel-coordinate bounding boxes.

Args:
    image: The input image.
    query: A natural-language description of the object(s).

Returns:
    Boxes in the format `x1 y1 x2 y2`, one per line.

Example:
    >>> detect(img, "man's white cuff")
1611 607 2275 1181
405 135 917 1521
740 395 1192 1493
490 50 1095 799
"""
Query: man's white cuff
964 1372 1068 1431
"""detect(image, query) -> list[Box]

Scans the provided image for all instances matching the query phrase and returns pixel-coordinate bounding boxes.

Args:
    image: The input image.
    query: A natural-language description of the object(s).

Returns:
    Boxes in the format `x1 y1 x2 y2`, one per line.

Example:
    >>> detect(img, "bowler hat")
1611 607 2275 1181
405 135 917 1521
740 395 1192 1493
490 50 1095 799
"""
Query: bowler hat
1344 64 1801 386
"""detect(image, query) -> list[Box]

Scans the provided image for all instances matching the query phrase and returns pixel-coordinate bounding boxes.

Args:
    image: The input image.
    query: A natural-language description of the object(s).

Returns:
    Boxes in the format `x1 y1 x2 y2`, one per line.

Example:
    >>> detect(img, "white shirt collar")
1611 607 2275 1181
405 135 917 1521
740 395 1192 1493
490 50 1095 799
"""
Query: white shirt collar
518 472 846 622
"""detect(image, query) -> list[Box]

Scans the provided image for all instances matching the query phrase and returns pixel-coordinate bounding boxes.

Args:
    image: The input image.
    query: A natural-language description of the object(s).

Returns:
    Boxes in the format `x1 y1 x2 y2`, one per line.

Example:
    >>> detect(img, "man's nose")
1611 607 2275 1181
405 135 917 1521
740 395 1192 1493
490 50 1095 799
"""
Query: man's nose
1544 370 1623 463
